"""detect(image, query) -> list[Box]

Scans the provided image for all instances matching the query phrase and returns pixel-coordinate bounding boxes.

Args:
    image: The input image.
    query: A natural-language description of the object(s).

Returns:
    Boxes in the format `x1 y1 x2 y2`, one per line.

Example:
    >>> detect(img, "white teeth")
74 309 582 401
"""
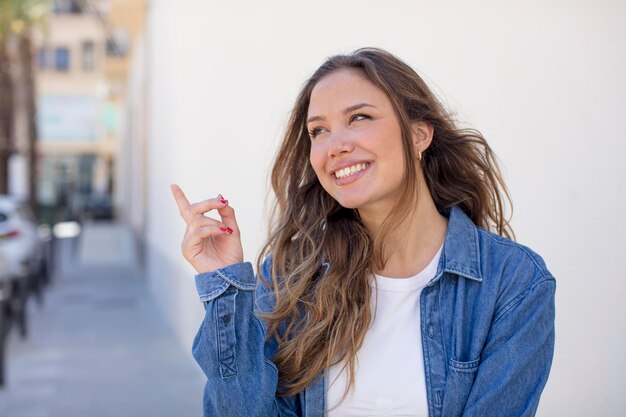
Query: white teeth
334 163 368 179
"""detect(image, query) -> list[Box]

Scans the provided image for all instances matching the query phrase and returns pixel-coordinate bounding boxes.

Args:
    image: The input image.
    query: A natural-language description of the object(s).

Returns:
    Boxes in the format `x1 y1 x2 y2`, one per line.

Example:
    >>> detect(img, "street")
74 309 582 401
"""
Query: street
0 222 205 417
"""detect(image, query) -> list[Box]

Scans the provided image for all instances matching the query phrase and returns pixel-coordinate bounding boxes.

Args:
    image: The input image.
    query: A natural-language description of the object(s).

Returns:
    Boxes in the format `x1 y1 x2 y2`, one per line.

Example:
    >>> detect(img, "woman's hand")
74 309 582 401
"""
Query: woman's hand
170 184 244 274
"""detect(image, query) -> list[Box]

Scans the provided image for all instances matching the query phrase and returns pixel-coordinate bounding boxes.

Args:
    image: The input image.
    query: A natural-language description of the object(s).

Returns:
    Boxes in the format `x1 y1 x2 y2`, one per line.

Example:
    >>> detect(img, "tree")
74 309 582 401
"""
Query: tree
0 0 16 194
0 0 50 207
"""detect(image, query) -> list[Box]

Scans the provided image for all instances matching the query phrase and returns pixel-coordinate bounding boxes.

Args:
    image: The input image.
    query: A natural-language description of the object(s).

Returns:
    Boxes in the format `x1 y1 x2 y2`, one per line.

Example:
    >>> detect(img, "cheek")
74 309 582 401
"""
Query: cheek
309 147 326 179
309 149 337 195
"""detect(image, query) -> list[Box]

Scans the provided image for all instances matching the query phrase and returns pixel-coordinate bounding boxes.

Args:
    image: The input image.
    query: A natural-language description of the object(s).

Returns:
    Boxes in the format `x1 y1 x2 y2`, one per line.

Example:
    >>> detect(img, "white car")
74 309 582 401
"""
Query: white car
0 251 10 299
0 196 40 279
0 250 9 280
0 195 48 340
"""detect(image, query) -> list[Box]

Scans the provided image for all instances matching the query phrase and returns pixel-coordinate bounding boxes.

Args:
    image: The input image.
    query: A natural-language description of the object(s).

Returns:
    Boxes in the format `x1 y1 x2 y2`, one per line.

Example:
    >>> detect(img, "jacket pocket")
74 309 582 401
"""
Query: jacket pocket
449 357 480 373
441 358 480 417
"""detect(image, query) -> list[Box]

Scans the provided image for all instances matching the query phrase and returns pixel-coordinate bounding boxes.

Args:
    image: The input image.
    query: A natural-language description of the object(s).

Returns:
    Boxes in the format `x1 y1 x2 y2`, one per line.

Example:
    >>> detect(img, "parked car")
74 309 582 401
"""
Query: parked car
0 195 48 338
0 197 37 274
82 192 114 220
0 251 10 388
0 251 11 303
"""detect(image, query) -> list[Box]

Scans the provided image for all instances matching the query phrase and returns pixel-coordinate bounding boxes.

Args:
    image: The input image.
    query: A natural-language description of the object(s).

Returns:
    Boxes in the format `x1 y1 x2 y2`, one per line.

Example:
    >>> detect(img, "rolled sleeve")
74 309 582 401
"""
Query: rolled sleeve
191 257 299 416
194 262 256 302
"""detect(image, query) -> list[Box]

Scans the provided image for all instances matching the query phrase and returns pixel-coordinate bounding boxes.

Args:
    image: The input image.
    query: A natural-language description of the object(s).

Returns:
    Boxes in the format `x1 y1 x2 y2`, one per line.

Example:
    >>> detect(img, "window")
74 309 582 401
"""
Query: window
55 47 70 71
106 38 123 57
106 29 129 58
53 0 82 13
82 41 95 71
37 47 48 69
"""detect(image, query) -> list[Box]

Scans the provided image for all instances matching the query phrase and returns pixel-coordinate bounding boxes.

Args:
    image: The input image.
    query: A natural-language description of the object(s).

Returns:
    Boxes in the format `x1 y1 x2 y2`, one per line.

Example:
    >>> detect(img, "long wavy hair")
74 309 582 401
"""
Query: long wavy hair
256 47 515 401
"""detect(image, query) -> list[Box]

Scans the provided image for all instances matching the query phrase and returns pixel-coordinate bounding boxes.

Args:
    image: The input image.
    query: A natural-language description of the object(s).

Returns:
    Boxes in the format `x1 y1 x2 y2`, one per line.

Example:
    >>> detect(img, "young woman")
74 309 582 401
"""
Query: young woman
171 47 556 417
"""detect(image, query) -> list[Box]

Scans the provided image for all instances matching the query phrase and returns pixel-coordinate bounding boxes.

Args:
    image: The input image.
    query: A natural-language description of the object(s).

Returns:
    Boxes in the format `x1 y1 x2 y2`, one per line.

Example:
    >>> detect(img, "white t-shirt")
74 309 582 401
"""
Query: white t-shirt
325 243 443 417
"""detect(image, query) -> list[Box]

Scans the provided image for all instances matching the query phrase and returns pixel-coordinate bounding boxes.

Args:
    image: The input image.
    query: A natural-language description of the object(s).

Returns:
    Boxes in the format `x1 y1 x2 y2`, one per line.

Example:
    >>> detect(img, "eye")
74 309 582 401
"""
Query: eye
350 113 371 123
308 127 325 139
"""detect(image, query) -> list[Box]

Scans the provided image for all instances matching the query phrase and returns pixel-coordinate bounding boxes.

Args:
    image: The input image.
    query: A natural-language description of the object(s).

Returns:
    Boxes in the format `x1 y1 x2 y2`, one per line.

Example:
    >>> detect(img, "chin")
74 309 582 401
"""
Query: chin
338 202 359 210
323 184 370 210
332 195 366 210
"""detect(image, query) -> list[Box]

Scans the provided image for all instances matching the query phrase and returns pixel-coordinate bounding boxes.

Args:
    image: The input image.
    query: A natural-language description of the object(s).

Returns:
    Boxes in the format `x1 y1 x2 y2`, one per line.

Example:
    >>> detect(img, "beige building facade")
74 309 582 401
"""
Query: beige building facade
29 0 144 223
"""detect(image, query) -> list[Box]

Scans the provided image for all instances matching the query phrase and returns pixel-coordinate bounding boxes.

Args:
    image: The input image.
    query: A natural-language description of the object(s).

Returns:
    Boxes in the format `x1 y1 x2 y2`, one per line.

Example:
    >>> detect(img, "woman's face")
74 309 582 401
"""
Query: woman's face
307 68 411 214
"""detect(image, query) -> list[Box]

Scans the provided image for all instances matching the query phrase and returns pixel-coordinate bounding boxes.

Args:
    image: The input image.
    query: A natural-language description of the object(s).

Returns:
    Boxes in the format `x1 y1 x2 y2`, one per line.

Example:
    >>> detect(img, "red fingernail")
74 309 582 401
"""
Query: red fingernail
220 199 228 204
226 227 233 234
220 227 228 232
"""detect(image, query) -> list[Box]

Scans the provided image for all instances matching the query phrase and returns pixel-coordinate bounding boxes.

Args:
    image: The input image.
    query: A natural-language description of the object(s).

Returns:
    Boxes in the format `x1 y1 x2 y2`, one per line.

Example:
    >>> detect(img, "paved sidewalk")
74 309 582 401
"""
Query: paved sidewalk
0 222 205 417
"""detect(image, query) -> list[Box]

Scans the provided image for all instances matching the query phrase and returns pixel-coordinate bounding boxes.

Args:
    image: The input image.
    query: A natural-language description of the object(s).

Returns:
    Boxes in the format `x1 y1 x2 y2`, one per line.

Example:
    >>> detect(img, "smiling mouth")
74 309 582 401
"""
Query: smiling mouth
333 162 370 179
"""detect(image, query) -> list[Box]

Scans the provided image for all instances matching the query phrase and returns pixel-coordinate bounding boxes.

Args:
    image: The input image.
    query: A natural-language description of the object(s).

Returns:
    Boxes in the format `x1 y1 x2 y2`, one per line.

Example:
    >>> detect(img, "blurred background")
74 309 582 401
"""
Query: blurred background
0 0 624 416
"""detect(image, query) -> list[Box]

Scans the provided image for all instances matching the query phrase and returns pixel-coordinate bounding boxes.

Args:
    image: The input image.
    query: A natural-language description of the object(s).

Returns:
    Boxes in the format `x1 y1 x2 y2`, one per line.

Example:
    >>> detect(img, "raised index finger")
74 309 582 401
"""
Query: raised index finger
170 184 192 221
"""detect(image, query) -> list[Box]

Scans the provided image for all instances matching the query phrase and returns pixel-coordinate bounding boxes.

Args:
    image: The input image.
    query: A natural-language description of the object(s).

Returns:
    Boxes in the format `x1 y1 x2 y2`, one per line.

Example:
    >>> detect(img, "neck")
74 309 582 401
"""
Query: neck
358 184 448 278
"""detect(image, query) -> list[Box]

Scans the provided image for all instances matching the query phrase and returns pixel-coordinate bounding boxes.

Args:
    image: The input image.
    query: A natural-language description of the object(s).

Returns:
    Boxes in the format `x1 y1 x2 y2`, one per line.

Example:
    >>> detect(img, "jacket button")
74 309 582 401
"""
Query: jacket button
428 325 434 338
451 276 458 284
223 315 231 324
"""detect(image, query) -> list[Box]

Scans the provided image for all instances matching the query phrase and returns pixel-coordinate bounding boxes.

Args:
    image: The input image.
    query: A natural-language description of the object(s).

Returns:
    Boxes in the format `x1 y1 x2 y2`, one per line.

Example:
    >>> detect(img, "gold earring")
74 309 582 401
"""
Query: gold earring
418 151 423 162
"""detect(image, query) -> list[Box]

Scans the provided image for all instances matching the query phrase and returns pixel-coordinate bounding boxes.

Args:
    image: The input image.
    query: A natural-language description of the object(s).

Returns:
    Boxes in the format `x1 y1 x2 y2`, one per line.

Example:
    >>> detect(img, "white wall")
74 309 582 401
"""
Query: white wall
144 1 626 415
120 35 148 245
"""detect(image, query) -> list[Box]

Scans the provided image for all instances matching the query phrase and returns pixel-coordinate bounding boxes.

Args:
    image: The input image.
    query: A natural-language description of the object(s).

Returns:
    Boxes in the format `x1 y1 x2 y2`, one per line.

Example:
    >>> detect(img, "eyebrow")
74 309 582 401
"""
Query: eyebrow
306 103 376 124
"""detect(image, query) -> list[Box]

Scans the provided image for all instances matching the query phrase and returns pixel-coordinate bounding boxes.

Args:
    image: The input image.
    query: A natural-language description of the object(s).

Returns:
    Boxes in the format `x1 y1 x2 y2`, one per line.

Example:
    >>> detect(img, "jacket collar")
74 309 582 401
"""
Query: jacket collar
433 205 483 284
319 205 483 283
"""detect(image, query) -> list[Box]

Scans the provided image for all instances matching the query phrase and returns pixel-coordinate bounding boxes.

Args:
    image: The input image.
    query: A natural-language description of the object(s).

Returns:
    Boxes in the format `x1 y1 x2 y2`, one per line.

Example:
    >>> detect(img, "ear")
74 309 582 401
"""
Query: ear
411 121 434 155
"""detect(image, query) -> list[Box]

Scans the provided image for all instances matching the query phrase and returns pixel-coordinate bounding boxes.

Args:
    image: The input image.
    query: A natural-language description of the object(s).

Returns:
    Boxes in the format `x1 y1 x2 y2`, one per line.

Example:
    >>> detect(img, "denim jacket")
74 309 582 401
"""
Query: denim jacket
192 205 556 417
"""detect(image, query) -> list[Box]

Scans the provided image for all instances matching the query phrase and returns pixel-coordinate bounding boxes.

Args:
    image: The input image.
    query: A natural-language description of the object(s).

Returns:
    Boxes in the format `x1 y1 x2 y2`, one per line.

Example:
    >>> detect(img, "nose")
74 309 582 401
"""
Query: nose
328 132 355 158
